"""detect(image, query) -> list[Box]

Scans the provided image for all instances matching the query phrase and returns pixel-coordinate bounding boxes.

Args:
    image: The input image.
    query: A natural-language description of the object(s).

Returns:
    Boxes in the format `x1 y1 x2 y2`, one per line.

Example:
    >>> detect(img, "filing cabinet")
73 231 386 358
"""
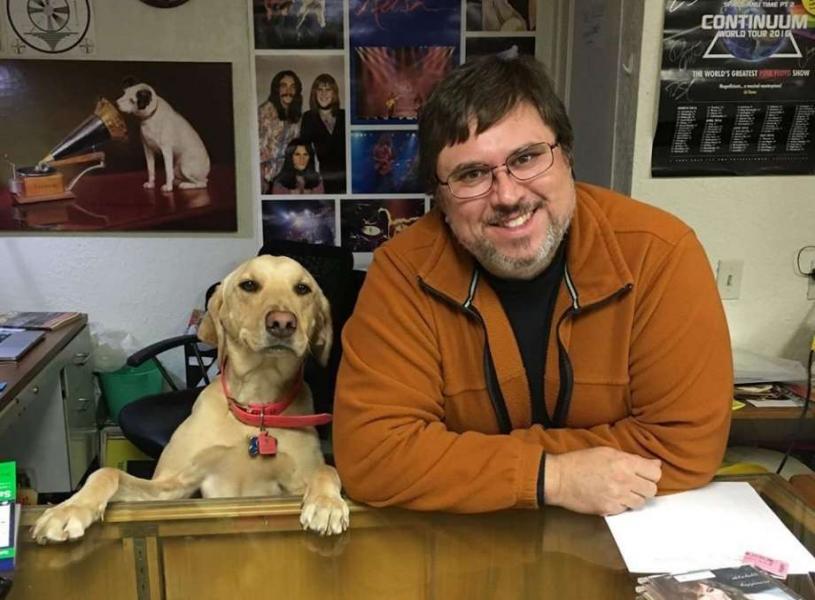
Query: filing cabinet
0 325 98 493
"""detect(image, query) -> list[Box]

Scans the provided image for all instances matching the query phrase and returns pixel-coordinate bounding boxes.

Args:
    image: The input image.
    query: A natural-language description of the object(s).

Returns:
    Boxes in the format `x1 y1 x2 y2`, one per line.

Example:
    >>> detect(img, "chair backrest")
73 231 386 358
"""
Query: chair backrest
257 240 362 415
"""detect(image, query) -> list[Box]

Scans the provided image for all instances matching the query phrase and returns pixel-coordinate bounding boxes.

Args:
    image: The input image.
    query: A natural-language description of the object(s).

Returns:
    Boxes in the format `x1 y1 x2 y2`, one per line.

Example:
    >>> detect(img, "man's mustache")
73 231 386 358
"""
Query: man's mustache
487 201 543 224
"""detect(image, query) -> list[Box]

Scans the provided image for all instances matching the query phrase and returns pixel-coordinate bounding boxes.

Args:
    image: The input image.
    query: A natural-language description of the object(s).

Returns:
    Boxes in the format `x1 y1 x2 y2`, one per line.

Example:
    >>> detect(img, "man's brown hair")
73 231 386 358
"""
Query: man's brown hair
417 55 574 194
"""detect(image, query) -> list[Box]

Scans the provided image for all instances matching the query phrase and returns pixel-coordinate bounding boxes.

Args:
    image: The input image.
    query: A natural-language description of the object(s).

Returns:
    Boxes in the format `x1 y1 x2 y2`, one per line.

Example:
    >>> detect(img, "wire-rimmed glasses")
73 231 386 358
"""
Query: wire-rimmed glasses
436 141 559 200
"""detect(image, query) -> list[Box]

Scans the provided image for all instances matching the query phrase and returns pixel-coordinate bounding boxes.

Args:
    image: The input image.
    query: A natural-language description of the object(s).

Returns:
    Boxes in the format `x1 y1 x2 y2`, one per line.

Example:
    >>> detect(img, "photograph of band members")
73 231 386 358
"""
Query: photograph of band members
465 36 535 60
300 74 346 193
253 0 343 49
340 198 425 252
270 139 325 194
256 55 344 194
466 0 536 31
262 199 336 245
352 46 455 123
351 131 421 194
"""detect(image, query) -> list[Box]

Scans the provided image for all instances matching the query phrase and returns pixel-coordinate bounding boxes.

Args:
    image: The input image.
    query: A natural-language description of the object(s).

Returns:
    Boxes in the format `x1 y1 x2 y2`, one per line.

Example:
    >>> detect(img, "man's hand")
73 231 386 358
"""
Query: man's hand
544 447 662 515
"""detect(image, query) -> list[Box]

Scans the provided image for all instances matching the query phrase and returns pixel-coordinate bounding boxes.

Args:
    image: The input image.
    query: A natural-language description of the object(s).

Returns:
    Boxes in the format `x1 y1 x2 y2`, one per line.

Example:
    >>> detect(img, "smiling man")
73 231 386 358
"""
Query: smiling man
333 55 732 516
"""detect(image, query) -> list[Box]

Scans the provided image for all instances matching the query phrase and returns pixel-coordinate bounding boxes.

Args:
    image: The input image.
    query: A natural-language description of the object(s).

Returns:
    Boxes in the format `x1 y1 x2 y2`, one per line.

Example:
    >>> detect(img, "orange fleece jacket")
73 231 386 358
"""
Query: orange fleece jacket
334 183 733 512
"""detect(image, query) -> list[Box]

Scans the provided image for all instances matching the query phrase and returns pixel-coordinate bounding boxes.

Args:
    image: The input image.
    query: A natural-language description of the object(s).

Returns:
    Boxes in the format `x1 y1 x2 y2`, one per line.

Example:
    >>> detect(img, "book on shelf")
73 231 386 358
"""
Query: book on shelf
636 565 804 599
0 311 82 331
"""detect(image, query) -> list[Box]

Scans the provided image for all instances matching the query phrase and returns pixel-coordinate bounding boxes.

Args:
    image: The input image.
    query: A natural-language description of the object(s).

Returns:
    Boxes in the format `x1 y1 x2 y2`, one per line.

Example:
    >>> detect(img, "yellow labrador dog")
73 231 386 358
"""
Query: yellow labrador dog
33 256 349 543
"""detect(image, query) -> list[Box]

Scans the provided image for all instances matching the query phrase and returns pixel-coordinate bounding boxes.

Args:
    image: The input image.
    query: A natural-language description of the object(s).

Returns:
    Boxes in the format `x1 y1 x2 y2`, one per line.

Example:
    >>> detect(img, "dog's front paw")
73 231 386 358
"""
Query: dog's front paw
300 494 349 536
31 502 102 544
143 180 155 189
160 183 173 193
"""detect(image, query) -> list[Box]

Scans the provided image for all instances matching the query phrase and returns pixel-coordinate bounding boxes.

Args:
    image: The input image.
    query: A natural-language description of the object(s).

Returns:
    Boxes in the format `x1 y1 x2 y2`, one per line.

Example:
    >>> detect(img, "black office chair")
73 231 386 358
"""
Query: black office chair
118 240 363 462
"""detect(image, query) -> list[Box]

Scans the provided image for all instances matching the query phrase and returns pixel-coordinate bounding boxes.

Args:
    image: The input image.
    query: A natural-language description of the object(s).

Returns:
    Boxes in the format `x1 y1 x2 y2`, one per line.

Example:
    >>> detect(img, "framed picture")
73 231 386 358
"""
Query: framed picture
256 54 347 194
262 199 336 245
350 131 421 194
0 59 236 232
252 0 344 49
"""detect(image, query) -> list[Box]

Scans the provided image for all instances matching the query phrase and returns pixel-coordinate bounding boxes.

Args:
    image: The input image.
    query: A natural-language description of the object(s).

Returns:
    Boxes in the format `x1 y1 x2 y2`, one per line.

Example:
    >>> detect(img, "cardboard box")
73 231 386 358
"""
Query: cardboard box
100 426 151 471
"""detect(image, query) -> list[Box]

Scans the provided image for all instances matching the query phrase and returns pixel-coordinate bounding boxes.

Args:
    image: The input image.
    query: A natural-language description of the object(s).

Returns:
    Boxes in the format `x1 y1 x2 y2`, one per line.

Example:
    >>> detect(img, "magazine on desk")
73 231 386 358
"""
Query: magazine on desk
0 329 44 362
636 565 804 599
0 311 82 331
734 384 805 408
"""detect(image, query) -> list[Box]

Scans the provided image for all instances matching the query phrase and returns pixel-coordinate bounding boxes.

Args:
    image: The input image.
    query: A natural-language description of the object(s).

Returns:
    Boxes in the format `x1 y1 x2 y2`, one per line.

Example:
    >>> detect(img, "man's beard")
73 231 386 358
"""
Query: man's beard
461 202 571 280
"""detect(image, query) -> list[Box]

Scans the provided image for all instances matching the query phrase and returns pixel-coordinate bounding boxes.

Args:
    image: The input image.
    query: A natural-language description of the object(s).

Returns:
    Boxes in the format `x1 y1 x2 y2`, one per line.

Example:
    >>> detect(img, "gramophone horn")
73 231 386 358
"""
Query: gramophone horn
41 98 127 164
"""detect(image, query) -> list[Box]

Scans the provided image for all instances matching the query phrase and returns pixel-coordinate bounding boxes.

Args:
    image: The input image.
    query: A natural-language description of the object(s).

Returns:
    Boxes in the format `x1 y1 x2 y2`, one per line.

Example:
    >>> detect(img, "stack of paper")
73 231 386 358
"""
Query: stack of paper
606 482 815 574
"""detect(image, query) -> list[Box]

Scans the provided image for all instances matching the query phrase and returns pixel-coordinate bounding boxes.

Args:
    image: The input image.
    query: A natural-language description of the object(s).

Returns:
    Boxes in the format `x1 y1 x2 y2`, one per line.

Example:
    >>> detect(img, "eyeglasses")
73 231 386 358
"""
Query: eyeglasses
436 141 560 200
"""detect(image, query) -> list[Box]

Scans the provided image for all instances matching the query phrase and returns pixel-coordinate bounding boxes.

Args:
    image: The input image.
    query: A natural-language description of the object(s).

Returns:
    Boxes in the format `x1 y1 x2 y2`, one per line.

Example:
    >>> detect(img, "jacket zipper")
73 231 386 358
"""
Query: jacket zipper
550 266 633 427
418 273 513 434
419 268 633 432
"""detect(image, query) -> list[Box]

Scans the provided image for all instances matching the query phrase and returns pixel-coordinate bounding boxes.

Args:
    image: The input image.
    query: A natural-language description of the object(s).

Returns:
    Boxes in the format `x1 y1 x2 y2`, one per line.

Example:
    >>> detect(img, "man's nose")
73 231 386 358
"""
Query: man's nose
490 166 525 207
266 311 297 338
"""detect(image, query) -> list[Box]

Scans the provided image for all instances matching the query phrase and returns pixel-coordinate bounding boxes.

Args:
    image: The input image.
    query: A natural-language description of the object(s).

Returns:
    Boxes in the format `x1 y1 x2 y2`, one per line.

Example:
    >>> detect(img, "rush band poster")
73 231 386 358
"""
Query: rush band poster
652 0 815 177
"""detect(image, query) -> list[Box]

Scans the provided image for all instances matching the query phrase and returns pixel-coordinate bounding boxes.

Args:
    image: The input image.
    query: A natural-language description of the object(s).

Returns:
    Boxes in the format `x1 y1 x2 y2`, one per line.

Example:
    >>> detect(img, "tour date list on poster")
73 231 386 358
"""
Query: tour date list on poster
652 0 815 176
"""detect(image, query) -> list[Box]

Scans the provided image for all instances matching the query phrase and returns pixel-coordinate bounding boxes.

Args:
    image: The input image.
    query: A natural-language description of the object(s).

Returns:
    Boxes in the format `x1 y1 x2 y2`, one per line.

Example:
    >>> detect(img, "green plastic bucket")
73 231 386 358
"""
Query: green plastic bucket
99 360 164 423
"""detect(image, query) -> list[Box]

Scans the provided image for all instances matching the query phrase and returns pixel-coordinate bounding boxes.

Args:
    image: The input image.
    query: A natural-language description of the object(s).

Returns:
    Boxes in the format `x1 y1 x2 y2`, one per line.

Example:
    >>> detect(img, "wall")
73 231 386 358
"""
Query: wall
3 1 813 366
630 2 815 364
0 1 259 364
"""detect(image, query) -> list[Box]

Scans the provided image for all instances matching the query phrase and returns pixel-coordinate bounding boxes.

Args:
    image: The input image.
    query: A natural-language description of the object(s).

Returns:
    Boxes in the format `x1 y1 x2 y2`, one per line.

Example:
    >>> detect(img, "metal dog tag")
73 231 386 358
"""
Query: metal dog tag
257 432 278 456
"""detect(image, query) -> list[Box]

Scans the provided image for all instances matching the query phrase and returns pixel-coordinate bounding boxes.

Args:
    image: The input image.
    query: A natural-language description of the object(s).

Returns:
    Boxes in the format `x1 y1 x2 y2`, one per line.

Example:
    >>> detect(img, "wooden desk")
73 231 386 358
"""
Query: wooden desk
8 474 815 599
0 319 97 493
730 402 815 445
0 165 236 232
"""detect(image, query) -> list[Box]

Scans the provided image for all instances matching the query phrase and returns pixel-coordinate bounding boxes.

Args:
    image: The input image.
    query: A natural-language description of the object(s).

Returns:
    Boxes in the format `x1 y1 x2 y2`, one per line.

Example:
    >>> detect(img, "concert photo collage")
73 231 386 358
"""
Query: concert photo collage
252 0 536 263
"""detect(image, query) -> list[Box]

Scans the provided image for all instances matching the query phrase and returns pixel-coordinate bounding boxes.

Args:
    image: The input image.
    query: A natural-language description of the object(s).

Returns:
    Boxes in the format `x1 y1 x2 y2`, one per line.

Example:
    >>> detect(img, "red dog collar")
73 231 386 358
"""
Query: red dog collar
220 360 332 431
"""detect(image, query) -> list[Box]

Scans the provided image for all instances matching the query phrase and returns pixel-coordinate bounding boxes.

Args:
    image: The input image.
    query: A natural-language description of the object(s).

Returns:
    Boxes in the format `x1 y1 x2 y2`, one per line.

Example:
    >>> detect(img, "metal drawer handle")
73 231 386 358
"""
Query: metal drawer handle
73 352 91 365
76 398 90 412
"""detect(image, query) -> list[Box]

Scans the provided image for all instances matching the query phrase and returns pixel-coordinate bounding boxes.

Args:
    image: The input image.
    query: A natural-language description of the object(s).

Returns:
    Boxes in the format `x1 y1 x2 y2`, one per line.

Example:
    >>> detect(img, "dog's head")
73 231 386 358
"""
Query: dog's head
198 256 332 369
116 79 158 119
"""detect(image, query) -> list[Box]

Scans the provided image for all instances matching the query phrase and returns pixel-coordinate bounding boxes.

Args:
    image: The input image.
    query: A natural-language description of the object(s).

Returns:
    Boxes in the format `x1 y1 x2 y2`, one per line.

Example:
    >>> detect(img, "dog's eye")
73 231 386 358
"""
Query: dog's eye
239 280 260 293
294 283 311 296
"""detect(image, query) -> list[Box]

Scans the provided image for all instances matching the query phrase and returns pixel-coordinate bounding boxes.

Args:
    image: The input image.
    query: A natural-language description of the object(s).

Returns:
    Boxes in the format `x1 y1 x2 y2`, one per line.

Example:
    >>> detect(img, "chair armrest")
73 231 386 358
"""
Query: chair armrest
126 335 201 367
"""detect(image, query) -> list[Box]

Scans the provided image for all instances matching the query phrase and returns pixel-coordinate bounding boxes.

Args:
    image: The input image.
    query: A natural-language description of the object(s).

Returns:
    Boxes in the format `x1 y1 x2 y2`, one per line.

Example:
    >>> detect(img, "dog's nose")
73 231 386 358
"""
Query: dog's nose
266 311 297 338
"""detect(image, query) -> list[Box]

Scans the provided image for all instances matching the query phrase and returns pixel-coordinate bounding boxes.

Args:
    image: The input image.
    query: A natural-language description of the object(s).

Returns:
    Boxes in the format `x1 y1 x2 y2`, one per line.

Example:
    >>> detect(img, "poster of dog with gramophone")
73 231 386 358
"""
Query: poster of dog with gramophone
0 59 236 232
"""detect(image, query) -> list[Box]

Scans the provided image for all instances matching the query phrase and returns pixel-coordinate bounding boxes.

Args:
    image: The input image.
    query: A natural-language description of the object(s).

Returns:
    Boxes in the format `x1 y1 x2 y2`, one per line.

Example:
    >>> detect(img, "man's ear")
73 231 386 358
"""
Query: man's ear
309 285 333 367
198 283 226 362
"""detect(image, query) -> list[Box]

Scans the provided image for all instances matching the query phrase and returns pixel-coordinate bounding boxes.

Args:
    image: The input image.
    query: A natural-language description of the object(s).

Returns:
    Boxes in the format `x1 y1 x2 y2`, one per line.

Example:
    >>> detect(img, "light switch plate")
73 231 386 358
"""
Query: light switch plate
717 260 743 300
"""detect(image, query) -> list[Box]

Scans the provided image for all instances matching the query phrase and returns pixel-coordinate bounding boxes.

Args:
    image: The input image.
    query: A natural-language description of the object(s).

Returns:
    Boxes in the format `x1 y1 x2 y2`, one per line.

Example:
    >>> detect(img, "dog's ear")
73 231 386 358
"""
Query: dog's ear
122 76 137 89
136 88 152 111
309 286 333 368
198 283 226 363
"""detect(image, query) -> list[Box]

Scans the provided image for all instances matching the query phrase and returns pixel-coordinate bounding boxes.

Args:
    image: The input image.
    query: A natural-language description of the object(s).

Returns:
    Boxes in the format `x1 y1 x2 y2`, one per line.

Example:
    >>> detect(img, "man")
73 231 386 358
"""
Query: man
371 133 395 193
300 73 346 193
333 55 733 516
258 70 302 189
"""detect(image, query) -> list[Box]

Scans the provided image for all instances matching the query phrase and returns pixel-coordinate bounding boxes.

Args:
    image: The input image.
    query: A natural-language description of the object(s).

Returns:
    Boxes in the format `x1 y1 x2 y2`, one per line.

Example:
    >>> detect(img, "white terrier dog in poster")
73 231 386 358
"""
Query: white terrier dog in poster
116 79 210 193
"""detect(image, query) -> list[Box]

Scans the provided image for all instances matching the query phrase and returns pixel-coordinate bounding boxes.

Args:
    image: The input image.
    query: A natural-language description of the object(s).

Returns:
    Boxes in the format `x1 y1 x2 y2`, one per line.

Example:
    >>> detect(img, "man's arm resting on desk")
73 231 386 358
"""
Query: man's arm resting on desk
336 336 662 514
509 233 733 493
334 252 665 515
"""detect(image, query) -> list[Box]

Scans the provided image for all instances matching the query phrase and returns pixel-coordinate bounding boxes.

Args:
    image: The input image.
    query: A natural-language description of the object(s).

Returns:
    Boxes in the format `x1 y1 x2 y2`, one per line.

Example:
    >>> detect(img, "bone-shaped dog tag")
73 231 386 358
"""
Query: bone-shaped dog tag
257 432 278 456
